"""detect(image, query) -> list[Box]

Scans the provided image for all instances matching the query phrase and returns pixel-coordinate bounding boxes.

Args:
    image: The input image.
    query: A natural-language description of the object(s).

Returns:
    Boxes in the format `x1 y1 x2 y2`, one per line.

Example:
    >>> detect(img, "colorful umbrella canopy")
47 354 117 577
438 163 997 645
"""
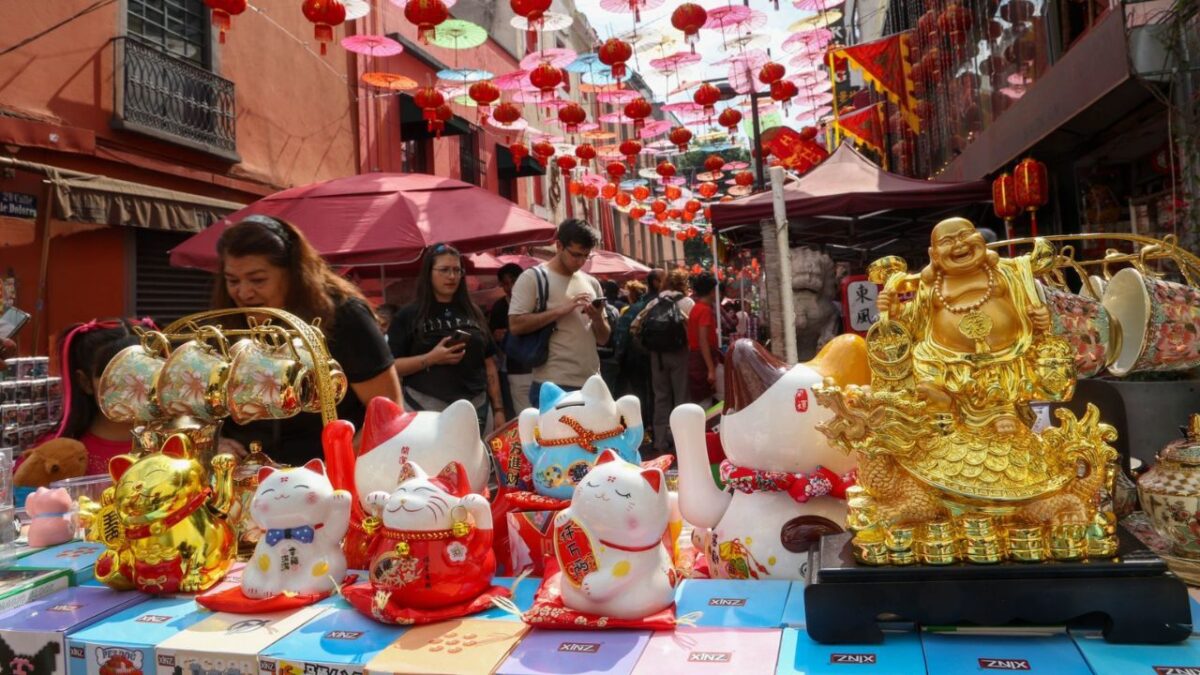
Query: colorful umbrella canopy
170 174 557 270
520 48 578 70
361 72 418 90
341 35 402 57
510 11 575 32
582 249 650 279
436 68 492 82
342 0 371 20
427 19 488 49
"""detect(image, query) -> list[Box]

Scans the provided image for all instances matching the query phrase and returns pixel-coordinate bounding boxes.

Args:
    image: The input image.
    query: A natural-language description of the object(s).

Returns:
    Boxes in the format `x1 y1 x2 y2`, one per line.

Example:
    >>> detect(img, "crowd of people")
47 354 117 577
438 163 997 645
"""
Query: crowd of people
10 215 756 481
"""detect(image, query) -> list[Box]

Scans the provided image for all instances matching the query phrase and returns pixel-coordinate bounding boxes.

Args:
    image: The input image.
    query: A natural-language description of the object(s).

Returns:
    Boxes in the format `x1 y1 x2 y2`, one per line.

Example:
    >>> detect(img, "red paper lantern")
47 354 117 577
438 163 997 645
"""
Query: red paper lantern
655 211 669 223
529 62 563 100
668 208 683 220
670 3 707 53
414 86 445 126
606 161 627 181
556 156 578 171
676 229 689 241
682 211 695 223
664 185 682 201
734 171 754 187
615 192 632 207
568 180 583 195
598 38 633 80
770 80 798 111
651 200 668 214
1013 157 1048 236
583 184 600 199
510 0 553 29
601 183 619 200
468 81 500 120
205 0 246 44
619 139 643 165
301 0 346 55
758 61 786 86
656 161 676 180
704 233 713 245
693 83 722 119
492 102 522 126
992 172 1019 240
624 98 653 131
704 155 725 173
429 104 453 137
939 3 973 33
509 142 530 164
718 108 742 136
697 182 718 199
532 141 556 160
632 185 651 201
704 206 712 220
558 103 587 134
402 0 447 45
575 143 597 162
668 126 692 154
684 199 701 213
629 206 647 219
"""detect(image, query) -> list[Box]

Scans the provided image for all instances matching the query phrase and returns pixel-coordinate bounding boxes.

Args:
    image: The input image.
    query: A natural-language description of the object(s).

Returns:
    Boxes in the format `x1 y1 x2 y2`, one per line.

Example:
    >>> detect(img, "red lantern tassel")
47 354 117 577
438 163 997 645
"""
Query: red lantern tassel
611 63 625 80
212 11 230 44
314 24 332 55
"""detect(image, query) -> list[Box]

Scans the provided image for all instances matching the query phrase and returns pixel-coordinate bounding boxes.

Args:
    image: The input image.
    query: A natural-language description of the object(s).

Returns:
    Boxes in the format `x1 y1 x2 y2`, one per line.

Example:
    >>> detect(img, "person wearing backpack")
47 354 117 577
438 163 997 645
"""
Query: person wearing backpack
631 268 693 456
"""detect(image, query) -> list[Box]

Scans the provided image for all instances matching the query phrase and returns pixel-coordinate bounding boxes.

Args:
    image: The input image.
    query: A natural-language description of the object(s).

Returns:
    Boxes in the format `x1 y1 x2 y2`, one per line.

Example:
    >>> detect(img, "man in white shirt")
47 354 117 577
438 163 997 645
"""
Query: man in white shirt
508 219 611 407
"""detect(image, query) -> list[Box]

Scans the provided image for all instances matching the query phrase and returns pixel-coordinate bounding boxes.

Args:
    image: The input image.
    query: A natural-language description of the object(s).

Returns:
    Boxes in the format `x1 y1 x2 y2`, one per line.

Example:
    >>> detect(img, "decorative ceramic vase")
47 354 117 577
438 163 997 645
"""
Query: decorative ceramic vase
1137 415 1200 559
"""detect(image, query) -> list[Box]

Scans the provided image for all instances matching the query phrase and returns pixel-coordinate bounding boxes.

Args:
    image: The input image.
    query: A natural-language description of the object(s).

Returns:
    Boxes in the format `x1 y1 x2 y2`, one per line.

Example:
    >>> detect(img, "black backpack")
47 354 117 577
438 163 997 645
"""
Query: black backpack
639 296 688 352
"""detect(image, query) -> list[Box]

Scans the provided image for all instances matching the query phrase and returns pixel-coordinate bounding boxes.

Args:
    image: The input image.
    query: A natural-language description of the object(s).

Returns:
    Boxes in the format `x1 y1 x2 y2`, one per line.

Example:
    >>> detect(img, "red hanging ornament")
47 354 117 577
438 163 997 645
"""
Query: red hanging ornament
429 104 453 138
568 180 584 195
528 62 563 100
656 161 676 180
703 154 725 174
668 208 683 220
992 172 1020 242
509 142 530 164
629 205 647 219
601 183 619 200
575 143 597 163
205 0 246 45
734 171 754 187
492 102 523 126
556 156 578 171
697 182 719 199
615 191 632 207
510 0 553 31
598 38 633 80
684 199 702 213
404 0 449 45
413 86 445 128
650 200 668 214
557 103 587 134
758 61 786 86
619 139 643 166
682 211 695 224
532 141 556 161
770 79 798 112
668 126 692 154
693 83 722 120
301 0 346 55
623 98 653 131
606 161 627 182
664 185 682 201
1013 157 1048 236
670 3 708 53
583 183 600 200
717 108 742 136
468 81 500 121
632 185 651 201
704 233 713 245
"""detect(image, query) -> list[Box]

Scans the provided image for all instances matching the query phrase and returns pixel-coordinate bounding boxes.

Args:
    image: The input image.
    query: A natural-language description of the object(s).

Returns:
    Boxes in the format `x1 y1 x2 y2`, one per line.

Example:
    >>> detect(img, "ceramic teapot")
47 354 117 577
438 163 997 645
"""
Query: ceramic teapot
1137 415 1200 559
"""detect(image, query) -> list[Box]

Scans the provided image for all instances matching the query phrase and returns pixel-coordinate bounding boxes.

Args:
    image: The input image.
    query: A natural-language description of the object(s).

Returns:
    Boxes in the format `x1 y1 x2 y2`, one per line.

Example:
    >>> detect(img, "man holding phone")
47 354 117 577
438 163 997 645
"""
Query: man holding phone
508 219 610 408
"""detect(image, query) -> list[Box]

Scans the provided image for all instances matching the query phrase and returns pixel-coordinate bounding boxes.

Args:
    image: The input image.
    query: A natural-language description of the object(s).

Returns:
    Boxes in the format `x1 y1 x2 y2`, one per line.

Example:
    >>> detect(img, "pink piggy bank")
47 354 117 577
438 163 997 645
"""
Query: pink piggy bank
25 487 75 548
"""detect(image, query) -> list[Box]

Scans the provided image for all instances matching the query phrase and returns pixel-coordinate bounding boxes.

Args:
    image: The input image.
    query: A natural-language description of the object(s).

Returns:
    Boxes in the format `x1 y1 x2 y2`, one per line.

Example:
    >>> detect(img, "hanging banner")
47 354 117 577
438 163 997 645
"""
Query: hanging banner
834 104 886 155
761 126 830 174
831 31 919 132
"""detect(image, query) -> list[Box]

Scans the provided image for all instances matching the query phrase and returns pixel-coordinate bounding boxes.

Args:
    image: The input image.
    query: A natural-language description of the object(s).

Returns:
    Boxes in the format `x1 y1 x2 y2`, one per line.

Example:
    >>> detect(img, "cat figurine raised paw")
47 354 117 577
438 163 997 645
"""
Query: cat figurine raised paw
519 375 643 500
554 449 675 619
241 459 350 599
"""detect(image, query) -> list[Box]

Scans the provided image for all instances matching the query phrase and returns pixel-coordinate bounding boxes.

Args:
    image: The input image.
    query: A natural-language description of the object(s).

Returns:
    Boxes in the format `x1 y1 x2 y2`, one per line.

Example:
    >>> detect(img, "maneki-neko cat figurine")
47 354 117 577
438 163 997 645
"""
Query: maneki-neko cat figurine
813 217 1120 566
342 460 507 625
86 434 237 593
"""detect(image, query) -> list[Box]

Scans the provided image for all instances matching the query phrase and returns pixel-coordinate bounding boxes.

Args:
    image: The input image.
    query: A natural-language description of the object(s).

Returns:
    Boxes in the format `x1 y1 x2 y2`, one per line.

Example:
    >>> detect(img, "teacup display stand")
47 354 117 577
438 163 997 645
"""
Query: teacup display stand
804 528 1192 645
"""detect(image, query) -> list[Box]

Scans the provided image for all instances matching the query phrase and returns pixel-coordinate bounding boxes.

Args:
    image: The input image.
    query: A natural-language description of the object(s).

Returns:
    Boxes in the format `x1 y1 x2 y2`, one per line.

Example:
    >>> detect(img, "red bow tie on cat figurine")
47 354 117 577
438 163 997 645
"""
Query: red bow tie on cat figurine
343 460 509 625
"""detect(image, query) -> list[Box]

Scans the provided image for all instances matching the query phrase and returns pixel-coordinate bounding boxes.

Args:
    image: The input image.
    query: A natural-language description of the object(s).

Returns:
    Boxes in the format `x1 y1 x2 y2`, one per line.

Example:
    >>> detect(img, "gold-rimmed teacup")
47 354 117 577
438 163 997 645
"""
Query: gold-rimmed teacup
157 325 231 421
226 327 308 424
97 330 171 423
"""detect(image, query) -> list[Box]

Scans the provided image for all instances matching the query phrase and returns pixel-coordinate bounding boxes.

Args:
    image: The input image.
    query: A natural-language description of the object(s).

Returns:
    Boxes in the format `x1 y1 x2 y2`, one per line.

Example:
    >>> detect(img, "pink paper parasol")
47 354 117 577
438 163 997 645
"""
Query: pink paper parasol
794 105 832 122
704 5 757 30
389 0 457 7
723 161 750 171
510 12 574 32
717 48 769 69
579 172 608 187
727 184 753 197
790 52 827 69
493 70 533 90
597 111 629 124
794 0 843 9
662 101 703 116
598 0 667 18
488 118 529 133
638 120 673 139
649 51 702 73
341 35 403 57
695 170 723 182
782 27 833 54
520 48 579 70
596 89 640 103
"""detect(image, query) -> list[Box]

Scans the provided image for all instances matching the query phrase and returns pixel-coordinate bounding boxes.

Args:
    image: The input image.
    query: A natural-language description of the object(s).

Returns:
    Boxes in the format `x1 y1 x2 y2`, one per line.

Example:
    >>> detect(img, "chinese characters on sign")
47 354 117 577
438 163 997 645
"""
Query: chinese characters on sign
840 274 880 335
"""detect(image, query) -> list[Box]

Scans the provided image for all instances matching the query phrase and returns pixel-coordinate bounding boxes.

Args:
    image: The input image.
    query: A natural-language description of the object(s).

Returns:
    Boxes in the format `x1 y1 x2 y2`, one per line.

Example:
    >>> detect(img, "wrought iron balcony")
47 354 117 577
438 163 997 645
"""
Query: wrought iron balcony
112 37 239 162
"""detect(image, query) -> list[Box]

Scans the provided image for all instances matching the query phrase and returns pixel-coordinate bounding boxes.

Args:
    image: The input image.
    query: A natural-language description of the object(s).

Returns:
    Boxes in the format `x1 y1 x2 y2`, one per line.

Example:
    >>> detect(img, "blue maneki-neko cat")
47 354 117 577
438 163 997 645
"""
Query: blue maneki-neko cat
517 376 644 500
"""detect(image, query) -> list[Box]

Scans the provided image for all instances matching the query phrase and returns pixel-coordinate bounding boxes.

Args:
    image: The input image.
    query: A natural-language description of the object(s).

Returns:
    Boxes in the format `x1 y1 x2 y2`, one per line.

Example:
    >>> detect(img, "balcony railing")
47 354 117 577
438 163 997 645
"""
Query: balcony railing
112 37 239 162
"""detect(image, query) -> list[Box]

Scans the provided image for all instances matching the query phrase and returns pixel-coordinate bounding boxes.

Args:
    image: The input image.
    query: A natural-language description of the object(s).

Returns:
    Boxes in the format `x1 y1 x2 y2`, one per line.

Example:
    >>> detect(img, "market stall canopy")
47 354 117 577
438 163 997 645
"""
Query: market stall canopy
582 249 651 279
709 143 990 230
168 173 557 271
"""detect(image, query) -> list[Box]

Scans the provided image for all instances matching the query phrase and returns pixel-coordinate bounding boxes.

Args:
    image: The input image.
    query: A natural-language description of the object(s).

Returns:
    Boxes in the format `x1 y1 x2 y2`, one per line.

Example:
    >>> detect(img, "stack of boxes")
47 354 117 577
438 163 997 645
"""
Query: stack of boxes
0 356 61 457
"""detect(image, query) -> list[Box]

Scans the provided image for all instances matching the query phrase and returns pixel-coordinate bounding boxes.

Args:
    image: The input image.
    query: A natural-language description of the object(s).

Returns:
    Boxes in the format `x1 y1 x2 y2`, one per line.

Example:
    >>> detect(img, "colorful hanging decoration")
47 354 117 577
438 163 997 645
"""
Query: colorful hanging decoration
301 0 347 55
426 18 488 50
510 0 553 33
992 172 1020 240
656 161 676 181
629 205 647 219
693 83 722 120
761 126 829 173
601 183 619 200
606 161 627 182
467 81 501 121
619 139 643 166
734 171 754 187
758 61 786 86
529 62 564 100
697 181 719 199
361 72 418 91
532 140 556 162
664 184 682 200
341 34 404 57
402 0 449 45
670 3 707 53
558 103 588 133
704 155 726 174
491 102 523 126
575 143 597 164
204 0 246 45
414 86 446 130
830 31 919 132
623 98 653 131
509 142 531 165
632 185 651 201
430 104 453 137
769 80 799 112
668 126 692 154
556 156 578 171
1013 157 1048 236
718 108 743 138
834 103 886 155
597 38 633 80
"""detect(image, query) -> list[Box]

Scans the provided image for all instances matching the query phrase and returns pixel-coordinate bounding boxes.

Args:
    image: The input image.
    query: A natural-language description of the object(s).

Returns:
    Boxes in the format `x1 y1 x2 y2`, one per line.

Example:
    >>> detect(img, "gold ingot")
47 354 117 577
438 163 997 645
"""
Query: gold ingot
964 540 1003 564
889 550 917 566
844 485 867 501
1009 545 1047 562
1087 535 1118 558
452 520 471 538
920 521 955 542
394 541 411 557
958 515 995 539
362 516 382 536
915 540 959 565
885 526 915 552
852 529 890 566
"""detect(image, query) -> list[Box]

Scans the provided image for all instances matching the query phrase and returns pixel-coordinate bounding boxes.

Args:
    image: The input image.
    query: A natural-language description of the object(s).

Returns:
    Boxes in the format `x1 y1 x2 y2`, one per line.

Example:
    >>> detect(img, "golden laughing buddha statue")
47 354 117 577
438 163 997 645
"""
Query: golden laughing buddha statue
813 218 1119 565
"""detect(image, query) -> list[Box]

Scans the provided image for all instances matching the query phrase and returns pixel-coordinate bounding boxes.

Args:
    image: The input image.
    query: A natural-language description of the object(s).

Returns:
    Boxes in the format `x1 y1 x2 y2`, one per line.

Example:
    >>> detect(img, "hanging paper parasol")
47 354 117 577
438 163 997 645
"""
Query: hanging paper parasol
794 105 832 123
437 68 492 82
426 18 487 49
389 0 457 6
649 51 702 74
632 32 681 58
638 120 673 139
361 72 418 90
727 32 770 51
343 0 371 20
583 129 617 140
694 170 723 182
727 184 753 197
596 89 640 103
662 101 703 116
598 0 667 24
647 139 676 150
597 111 628 125
493 69 533 90
782 27 833 54
581 68 630 87
519 47 579 70
488 118 529 133
794 0 843 8
717 48 769 69
511 11 574 32
722 161 750 170
341 34 403 56
705 6 767 35
578 172 608 188
565 53 605 74
789 52 825 70
788 10 842 32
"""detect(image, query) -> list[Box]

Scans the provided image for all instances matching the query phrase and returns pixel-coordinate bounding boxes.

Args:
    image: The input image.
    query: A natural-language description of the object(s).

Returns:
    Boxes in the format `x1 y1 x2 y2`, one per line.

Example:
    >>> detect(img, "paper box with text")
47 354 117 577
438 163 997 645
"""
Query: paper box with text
674 579 791 628
497 629 651 675
0 568 70 614
1072 629 1200 675
920 632 1090 675
777 628 925 674
68 596 213 675
154 603 330 675
258 598 406 675
365 618 528 675
0 585 146 675
631 628 783 675
10 540 105 586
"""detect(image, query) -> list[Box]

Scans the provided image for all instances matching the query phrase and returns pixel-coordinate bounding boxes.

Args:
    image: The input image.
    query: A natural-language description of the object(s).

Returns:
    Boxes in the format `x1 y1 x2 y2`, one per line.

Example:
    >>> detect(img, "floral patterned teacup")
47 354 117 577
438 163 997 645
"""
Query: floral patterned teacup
289 337 348 414
1102 267 1200 376
1039 282 1117 379
97 331 171 423
226 330 307 424
157 326 231 421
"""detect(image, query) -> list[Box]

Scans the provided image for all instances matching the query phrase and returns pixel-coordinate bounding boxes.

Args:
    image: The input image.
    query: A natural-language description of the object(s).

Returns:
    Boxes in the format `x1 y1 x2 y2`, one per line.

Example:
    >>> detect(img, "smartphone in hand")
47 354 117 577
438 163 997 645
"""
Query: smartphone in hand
591 298 606 308
446 329 471 348
0 307 30 341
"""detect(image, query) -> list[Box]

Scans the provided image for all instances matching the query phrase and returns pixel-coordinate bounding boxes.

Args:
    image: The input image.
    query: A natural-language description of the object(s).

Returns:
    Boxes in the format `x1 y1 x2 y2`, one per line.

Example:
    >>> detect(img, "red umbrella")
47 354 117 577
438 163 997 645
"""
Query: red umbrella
582 249 650 280
169 173 557 271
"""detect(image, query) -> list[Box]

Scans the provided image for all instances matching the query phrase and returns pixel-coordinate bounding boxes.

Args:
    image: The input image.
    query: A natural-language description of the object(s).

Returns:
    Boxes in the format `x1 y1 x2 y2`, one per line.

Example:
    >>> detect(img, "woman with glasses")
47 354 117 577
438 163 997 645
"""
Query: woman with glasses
388 243 504 434
212 215 401 465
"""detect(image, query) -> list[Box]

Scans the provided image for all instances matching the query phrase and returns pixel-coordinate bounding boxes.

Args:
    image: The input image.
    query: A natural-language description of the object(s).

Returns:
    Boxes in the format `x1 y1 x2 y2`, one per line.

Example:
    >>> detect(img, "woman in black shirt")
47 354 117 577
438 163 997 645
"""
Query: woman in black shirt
389 243 504 435
211 215 401 465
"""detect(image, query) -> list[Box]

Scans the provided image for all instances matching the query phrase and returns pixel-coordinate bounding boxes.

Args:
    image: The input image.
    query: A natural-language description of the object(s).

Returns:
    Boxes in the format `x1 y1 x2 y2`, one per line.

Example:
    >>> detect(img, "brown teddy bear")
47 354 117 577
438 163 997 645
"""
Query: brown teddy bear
14 438 88 488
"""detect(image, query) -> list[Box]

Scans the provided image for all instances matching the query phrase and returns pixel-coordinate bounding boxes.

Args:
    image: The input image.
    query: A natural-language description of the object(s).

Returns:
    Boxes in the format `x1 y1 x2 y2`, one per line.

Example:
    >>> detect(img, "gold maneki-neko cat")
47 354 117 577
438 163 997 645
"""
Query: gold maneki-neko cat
814 218 1120 565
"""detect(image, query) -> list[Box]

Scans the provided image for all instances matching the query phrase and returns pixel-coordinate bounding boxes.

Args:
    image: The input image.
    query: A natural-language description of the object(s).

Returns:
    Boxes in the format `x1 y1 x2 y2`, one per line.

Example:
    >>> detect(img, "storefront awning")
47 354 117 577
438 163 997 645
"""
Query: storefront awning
495 143 546 180
52 173 243 233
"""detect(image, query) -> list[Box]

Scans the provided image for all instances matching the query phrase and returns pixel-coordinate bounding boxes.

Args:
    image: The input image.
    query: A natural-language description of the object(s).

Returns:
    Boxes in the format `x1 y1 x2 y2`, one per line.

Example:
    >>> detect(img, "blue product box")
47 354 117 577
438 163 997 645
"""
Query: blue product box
497 629 651 675
674 579 791 628
781 583 806 628
0 585 146 675
1072 630 1200 675
476 576 540 621
778 628 925 675
258 598 405 675
920 632 1090 675
11 540 105 586
67 596 212 675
